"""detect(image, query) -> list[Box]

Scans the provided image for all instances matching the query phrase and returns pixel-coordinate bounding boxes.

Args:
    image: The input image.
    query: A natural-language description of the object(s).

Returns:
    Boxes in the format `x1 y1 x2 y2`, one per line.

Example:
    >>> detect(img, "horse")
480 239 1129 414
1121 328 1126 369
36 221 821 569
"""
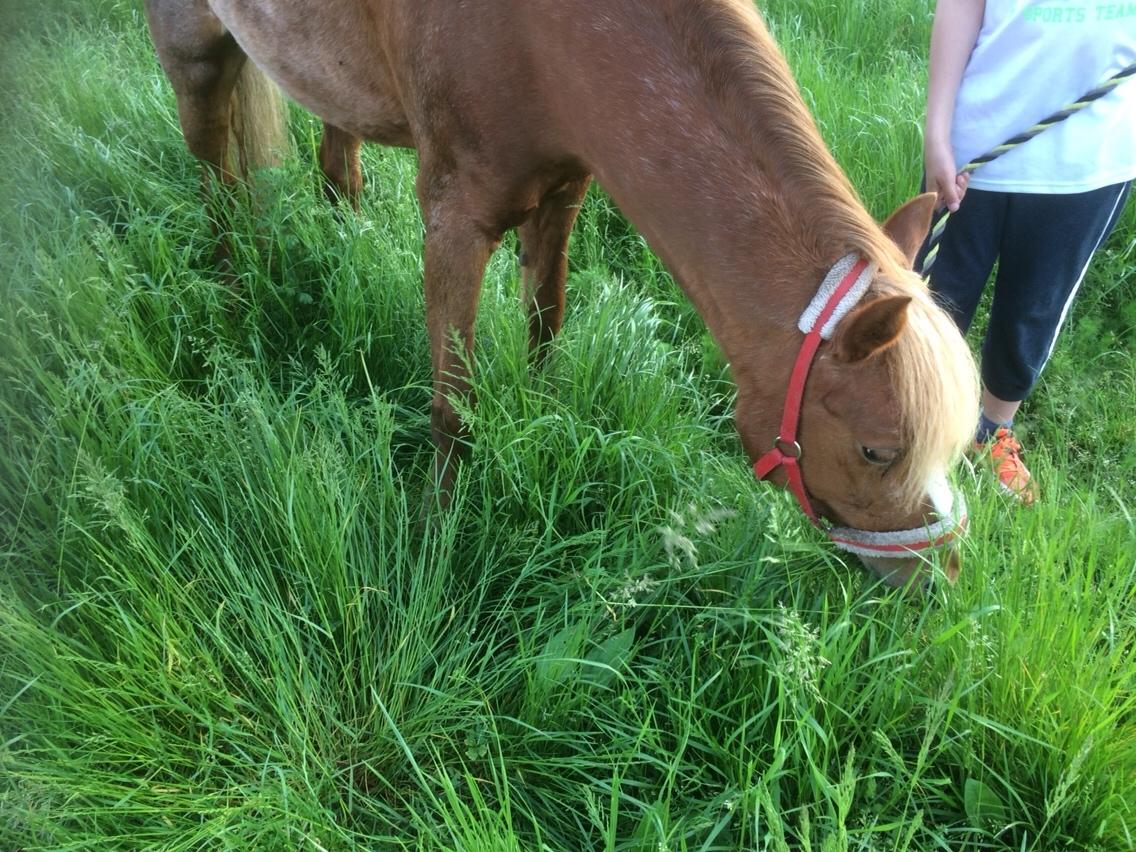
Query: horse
144 0 979 588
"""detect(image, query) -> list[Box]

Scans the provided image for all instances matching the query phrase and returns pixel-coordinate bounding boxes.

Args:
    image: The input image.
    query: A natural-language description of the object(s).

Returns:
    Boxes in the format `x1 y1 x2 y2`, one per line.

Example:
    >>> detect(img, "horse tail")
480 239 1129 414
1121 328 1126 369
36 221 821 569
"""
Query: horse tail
229 60 288 177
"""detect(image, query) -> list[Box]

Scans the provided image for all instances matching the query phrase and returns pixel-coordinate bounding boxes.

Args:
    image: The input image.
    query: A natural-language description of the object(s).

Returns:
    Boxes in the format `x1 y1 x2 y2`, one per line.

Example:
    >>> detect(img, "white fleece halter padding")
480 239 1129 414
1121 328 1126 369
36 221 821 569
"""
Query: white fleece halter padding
797 254 878 339
826 478 967 559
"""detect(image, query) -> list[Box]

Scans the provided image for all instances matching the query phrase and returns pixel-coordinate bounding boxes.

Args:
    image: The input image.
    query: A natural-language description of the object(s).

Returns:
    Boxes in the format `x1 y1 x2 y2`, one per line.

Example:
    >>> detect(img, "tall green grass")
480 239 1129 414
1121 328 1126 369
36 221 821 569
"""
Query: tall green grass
2 1 1134 849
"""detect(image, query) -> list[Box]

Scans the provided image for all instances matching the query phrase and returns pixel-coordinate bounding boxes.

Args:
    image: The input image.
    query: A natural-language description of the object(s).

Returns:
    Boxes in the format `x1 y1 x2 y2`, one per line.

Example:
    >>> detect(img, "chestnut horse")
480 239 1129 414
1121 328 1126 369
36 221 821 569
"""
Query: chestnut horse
144 0 979 587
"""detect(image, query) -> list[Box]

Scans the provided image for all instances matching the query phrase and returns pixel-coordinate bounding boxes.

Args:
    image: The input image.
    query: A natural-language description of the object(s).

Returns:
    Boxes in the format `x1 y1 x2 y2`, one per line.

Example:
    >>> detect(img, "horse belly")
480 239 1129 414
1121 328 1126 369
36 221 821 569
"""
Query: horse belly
208 0 413 146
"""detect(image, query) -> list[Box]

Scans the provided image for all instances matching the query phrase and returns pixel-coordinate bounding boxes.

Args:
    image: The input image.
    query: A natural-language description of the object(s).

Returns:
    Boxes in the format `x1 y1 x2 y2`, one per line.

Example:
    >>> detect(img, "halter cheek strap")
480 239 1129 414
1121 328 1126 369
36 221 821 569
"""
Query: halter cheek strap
752 254 967 558
753 256 873 523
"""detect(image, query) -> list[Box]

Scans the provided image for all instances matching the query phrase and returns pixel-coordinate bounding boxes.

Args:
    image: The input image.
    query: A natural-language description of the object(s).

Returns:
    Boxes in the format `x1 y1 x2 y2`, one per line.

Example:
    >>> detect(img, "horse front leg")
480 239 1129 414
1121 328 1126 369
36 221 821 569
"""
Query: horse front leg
516 177 591 363
417 173 498 507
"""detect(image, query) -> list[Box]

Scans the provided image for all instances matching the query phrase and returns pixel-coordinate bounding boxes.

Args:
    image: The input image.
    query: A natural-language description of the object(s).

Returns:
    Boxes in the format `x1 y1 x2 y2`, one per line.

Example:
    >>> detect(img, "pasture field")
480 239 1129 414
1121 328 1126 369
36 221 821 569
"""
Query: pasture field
2 1 1134 849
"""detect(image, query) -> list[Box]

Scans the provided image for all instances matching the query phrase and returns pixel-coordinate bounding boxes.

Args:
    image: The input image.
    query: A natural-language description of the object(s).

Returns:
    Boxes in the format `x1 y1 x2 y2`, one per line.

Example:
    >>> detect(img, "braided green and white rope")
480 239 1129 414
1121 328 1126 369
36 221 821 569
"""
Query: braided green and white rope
920 61 1136 279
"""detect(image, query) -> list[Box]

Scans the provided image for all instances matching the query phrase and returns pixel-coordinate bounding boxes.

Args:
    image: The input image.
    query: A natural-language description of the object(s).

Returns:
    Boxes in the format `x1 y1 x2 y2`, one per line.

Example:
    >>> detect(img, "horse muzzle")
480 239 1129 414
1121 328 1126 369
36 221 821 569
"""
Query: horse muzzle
827 489 967 589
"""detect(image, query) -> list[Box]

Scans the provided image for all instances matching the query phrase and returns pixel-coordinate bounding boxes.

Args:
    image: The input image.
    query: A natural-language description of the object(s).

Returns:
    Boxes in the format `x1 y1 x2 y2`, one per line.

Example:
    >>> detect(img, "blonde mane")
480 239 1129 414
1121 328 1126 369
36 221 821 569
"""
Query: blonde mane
675 0 907 269
684 0 980 505
881 276 980 506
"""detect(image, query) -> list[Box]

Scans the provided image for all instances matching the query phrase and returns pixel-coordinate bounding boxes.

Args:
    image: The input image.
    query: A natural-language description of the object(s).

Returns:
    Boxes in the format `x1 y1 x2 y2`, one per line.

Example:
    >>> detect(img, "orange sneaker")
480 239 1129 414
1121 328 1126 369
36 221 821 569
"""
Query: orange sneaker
974 427 1037 505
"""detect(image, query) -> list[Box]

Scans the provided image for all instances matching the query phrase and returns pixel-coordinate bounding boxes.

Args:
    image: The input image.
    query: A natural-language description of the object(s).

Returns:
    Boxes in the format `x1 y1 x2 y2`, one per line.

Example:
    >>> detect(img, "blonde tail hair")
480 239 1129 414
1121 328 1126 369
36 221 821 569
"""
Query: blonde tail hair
229 61 288 177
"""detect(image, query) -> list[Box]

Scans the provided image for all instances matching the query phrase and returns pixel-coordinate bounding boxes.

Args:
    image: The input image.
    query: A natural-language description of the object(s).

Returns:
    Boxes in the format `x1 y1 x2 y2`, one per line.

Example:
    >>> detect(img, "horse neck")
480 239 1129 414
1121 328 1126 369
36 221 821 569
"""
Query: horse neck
549 1 888 379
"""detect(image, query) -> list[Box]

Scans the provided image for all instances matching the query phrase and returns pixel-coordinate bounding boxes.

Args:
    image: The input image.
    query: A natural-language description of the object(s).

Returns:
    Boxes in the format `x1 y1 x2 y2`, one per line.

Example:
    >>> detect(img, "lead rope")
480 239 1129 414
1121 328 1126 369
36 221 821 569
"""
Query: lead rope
920 61 1136 280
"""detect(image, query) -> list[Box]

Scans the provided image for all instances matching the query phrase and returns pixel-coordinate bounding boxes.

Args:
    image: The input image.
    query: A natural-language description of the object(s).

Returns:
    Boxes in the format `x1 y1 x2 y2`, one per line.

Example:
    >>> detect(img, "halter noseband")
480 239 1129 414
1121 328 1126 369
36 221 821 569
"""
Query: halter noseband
752 255 966 559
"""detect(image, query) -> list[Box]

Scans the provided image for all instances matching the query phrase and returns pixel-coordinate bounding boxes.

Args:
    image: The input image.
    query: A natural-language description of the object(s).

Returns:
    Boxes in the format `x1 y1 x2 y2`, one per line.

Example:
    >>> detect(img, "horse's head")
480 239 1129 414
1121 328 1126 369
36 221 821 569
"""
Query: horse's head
742 195 979 589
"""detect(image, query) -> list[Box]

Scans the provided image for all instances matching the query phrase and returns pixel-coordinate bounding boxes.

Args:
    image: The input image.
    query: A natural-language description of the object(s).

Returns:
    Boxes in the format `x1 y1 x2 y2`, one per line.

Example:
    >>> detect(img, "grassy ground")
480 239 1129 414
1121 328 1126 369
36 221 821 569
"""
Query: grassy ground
2 1 1135 849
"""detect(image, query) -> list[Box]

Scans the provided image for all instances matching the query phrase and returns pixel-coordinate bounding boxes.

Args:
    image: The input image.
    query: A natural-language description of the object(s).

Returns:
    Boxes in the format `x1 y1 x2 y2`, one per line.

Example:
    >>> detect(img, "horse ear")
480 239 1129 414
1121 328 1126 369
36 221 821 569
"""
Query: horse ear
882 193 936 266
832 295 912 362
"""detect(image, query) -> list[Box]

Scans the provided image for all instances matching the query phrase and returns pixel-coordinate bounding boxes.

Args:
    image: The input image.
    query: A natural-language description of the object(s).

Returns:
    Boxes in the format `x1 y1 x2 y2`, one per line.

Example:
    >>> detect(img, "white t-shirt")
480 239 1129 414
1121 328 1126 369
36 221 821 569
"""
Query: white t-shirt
951 0 1136 192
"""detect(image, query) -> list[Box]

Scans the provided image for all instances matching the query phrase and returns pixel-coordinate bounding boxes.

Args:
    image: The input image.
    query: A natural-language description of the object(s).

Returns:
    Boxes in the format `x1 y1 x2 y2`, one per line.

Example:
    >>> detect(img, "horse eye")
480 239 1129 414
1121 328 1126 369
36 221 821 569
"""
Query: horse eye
860 446 896 465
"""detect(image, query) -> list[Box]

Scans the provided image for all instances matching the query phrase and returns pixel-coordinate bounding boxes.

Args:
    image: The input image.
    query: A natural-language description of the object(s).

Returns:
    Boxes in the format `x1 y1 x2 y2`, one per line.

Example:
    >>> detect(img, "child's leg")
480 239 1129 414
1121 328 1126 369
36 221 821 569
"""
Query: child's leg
920 187 1005 332
982 181 1131 403
972 181 1130 503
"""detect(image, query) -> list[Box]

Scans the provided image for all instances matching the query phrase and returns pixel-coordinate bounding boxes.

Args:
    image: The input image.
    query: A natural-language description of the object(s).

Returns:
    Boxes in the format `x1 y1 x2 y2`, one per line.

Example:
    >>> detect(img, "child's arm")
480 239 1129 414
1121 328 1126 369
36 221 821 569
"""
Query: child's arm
925 0 985 211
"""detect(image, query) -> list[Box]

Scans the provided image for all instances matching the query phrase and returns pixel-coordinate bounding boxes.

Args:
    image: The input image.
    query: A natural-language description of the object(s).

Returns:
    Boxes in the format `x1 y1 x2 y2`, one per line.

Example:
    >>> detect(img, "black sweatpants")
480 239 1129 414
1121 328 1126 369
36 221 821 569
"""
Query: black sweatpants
920 181 1131 402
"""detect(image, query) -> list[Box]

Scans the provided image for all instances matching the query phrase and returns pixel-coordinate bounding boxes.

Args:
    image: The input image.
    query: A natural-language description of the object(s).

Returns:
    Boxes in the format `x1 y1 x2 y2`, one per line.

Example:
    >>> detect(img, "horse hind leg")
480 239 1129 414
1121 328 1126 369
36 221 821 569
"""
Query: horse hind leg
516 177 592 362
146 2 244 184
319 122 364 210
145 0 285 266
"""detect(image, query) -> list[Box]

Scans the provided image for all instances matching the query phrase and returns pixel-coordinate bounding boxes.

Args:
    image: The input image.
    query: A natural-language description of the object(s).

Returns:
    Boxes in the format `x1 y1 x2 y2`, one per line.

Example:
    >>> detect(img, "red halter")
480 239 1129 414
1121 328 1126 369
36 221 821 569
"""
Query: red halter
752 256 967 558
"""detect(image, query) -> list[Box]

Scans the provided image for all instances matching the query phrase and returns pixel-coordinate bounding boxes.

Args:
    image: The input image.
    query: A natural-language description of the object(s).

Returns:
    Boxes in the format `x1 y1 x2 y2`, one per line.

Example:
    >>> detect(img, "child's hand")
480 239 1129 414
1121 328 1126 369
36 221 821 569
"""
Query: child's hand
924 140 969 212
